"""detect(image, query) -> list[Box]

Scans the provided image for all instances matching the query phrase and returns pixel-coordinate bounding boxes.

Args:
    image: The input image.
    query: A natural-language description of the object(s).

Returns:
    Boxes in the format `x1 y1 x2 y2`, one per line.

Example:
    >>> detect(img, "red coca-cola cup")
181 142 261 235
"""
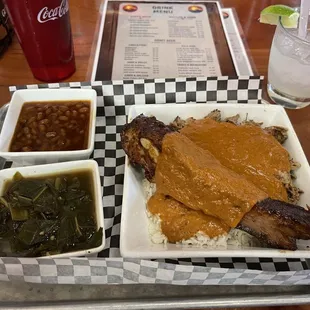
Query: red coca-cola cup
3 0 76 82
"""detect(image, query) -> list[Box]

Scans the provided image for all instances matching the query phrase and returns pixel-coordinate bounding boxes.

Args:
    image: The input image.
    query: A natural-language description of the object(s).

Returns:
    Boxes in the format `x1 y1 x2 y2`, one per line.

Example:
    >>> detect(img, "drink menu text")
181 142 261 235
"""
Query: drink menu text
112 3 222 79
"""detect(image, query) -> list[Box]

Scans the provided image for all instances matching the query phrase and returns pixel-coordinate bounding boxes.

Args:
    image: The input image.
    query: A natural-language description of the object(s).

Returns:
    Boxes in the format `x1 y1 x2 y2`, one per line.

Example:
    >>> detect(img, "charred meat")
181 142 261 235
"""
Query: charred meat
238 198 310 250
264 126 288 144
121 115 172 182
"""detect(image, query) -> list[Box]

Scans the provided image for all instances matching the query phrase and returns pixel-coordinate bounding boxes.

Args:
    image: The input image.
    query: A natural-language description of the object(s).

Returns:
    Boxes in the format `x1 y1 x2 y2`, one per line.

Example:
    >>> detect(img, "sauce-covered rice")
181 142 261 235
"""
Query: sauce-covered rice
143 179 261 248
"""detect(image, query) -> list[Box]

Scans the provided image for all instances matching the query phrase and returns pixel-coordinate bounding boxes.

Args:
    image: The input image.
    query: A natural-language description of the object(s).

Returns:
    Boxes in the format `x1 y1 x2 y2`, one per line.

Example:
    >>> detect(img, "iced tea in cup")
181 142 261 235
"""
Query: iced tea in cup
268 17 310 109
3 0 75 82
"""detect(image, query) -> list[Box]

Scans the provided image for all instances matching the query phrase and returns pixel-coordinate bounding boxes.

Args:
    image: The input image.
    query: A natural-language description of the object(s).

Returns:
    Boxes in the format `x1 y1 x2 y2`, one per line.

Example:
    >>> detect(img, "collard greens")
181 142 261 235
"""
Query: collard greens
0 171 102 257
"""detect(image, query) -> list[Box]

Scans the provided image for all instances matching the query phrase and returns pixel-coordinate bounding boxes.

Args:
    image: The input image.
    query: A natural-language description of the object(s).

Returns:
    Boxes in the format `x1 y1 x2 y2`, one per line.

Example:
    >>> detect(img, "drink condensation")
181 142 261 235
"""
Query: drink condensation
268 20 310 109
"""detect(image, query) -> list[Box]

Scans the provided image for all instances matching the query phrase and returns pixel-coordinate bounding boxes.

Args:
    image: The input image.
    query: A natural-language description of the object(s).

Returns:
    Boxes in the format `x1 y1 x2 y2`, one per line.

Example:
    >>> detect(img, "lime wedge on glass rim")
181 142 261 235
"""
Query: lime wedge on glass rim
260 5 299 28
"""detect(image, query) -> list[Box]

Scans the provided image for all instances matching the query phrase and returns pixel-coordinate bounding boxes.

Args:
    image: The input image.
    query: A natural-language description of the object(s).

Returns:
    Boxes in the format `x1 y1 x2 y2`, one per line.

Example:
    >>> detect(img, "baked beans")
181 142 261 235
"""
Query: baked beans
9 101 91 152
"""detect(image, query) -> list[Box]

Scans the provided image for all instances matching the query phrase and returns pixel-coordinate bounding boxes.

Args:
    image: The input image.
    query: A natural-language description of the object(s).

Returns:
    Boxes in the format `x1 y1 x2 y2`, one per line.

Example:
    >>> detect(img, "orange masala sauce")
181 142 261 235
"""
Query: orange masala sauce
147 119 291 243
181 118 290 201
148 193 230 243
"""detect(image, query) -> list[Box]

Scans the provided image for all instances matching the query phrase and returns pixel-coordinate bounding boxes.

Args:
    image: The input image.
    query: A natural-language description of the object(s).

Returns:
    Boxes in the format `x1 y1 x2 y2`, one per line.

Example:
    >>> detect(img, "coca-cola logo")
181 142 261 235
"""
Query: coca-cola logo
37 0 69 24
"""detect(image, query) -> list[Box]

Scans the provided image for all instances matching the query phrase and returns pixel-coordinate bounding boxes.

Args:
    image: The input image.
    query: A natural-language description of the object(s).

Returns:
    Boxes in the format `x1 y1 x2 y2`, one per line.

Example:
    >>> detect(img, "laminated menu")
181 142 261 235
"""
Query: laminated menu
112 3 221 79
93 1 236 80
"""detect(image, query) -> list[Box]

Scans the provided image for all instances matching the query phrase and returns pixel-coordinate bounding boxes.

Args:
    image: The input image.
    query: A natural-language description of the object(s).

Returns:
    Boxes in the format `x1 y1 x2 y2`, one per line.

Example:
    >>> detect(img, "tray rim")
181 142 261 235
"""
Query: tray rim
0 282 310 309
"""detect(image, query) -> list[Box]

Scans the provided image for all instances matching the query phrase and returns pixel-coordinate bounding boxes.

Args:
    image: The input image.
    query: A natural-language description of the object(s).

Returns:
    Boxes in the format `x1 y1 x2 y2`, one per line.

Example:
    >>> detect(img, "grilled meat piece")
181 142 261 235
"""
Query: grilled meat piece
121 114 310 250
238 198 310 250
290 158 301 171
277 171 303 204
224 114 240 125
170 116 195 131
264 126 288 144
121 115 172 182
205 109 222 122
171 110 221 131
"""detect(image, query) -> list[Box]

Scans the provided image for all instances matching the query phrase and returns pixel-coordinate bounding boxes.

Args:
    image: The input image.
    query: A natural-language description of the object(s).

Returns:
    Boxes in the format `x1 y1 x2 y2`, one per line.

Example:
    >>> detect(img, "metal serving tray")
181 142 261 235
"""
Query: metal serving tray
0 282 310 309
0 103 310 309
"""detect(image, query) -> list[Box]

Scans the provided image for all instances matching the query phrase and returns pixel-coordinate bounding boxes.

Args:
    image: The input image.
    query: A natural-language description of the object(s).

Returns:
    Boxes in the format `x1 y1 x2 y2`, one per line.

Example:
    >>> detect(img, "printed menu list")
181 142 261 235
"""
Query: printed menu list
112 3 222 79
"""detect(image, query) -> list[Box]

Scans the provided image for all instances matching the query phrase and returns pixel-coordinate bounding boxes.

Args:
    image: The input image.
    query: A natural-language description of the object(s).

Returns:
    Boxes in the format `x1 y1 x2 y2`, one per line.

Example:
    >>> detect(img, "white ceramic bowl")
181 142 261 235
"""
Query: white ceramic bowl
0 89 97 165
120 103 310 259
0 159 105 258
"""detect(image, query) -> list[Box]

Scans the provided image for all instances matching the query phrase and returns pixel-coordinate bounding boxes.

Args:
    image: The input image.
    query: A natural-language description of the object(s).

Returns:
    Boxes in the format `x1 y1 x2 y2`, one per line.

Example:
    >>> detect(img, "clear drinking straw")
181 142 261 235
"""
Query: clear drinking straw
298 0 310 38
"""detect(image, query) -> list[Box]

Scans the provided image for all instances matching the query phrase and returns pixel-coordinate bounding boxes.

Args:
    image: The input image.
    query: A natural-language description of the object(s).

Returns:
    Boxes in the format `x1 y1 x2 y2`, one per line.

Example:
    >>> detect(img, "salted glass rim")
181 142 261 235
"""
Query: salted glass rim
279 16 310 46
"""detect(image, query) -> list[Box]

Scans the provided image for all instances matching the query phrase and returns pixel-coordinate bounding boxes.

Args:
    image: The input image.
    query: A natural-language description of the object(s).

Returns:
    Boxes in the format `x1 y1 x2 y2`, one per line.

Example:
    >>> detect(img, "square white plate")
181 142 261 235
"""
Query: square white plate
0 89 97 165
0 160 105 258
120 103 310 259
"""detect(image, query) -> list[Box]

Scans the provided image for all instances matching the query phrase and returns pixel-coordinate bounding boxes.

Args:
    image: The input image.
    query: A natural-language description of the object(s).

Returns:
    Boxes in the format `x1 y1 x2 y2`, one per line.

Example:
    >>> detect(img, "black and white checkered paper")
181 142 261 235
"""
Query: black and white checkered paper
1 76 309 285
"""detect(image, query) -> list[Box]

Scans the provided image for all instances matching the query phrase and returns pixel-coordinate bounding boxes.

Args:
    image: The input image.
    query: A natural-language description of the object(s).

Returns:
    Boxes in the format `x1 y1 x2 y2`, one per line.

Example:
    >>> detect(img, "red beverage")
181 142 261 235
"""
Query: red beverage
3 0 75 82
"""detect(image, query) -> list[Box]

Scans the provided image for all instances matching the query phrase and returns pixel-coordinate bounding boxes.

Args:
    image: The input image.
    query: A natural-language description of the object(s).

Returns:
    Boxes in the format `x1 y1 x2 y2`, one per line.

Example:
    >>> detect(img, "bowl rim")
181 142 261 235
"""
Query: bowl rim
0 88 97 157
0 159 105 258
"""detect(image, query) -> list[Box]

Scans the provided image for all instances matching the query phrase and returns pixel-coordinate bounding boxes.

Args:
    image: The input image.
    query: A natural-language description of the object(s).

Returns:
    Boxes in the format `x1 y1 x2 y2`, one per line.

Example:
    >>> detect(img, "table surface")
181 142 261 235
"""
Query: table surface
0 0 309 309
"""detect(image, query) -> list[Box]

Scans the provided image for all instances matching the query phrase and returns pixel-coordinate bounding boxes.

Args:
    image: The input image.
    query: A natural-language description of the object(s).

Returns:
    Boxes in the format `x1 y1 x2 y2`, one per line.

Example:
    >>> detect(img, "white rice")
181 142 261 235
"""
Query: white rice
143 179 157 201
146 210 168 244
142 179 261 248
